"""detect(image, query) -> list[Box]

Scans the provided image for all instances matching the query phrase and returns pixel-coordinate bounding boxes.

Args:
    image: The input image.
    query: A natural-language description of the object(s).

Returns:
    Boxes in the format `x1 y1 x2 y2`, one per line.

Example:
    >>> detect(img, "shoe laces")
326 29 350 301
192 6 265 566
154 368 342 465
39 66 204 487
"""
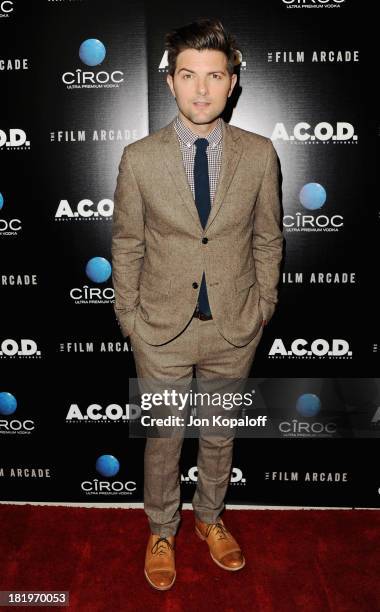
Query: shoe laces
205 521 228 540
151 536 173 556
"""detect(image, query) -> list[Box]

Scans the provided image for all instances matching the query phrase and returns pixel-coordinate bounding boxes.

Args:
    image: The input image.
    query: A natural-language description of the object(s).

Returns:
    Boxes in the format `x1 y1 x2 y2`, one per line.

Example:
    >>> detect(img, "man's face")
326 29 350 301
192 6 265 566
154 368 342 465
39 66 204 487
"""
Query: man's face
166 48 237 129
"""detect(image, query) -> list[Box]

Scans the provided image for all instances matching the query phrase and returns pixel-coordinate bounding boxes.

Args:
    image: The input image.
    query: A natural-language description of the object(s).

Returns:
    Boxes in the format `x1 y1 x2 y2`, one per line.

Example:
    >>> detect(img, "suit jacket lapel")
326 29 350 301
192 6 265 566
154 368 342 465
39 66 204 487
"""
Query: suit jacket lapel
159 117 243 234
206 119 243 232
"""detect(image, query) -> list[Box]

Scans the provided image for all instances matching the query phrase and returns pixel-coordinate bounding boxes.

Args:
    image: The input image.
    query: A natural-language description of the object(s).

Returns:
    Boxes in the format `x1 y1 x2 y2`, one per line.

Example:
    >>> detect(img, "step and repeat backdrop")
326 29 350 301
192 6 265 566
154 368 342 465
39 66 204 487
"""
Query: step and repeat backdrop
1 0 379 507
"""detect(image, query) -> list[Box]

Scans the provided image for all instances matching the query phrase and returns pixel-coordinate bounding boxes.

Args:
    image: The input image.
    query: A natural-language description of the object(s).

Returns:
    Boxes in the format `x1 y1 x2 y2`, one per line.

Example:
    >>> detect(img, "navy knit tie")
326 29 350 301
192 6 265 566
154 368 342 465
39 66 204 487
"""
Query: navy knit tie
194 137 211 316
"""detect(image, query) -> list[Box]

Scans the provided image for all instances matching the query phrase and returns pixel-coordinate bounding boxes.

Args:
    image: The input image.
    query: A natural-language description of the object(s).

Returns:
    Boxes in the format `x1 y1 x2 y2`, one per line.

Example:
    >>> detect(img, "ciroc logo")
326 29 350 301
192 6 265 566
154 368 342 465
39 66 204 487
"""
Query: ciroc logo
0 391 35 434
284 183 344 232
62 39 125 89
81 454 137 495
70 257 114 304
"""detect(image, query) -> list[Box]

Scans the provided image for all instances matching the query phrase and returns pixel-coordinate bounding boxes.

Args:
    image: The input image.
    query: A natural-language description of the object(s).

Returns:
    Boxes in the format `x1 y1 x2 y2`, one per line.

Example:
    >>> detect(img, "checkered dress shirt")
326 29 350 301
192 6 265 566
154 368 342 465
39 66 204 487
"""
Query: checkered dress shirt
173 114 223 205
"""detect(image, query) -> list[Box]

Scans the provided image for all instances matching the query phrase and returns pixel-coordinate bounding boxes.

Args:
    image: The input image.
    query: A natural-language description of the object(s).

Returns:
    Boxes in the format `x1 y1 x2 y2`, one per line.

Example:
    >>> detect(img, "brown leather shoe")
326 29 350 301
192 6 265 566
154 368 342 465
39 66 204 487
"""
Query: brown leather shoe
144 534 176 590
195 516 245 571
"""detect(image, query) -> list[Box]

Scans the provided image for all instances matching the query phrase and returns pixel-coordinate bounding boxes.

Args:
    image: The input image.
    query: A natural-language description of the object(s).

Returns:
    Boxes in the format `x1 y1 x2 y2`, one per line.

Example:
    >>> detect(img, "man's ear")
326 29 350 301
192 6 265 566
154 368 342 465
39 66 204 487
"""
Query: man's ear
228 73 237 97
166 73 175 97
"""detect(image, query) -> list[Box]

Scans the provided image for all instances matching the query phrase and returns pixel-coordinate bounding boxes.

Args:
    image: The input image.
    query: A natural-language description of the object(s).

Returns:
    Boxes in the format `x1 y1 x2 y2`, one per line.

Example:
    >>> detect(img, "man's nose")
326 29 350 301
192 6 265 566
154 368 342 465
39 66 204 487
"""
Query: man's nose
196 78 208 95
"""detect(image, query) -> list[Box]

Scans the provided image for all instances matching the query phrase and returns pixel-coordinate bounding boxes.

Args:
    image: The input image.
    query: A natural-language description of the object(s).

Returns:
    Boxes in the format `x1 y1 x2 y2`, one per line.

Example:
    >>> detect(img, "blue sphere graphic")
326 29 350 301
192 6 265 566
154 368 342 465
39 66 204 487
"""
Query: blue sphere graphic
96 455 120 477
0 193 3 210
296 394 321 417
0 392 17 415
85 257 111 283
299 183 326 210
79 39 106 66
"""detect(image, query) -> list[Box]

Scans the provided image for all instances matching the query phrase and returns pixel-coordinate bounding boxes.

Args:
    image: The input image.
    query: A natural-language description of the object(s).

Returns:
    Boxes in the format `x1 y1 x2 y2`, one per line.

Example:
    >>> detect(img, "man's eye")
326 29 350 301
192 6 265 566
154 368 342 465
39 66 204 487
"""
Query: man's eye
183 74 192 79
213 74 222 79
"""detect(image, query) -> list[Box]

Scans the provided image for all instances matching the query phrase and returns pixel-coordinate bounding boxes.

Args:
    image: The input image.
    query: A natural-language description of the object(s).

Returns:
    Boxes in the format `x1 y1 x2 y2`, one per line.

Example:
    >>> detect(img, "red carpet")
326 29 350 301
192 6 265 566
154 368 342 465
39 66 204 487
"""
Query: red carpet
0 505 379 611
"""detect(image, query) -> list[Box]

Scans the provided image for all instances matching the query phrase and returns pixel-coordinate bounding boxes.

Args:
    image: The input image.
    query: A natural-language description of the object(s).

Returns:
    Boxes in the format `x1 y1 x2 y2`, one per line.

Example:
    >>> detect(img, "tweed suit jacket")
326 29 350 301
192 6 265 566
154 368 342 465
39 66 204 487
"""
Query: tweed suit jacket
111 117 283 347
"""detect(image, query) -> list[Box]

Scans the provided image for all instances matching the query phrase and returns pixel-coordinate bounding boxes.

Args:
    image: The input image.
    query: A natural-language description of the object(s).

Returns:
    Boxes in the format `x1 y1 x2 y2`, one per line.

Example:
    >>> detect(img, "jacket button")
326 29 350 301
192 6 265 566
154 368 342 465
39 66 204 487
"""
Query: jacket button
192 282 198 289
202 237 208 244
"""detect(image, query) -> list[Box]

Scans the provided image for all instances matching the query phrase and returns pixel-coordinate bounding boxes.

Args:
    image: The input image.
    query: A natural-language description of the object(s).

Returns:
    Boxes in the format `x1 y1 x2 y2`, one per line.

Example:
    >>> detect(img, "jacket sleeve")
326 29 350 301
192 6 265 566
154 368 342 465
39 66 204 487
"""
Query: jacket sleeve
111 145 145 337
252 138 283 324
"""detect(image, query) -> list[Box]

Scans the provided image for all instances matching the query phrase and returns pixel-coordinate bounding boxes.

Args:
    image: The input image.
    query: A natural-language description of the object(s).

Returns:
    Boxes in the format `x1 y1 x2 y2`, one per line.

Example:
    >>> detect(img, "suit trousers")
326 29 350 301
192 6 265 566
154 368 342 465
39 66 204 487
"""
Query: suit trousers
129 313 265 537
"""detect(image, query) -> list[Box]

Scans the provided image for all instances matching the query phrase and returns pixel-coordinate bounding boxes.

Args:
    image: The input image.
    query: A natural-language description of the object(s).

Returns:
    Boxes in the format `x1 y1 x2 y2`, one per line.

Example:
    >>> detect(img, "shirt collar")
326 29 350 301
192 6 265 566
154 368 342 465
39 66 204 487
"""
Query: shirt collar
174 113 223 149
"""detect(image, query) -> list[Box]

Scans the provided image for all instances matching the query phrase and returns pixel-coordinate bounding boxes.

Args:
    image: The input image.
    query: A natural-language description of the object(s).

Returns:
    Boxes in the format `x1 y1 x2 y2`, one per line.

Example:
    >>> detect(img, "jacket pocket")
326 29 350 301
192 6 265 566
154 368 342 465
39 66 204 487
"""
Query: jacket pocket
235 267 257 293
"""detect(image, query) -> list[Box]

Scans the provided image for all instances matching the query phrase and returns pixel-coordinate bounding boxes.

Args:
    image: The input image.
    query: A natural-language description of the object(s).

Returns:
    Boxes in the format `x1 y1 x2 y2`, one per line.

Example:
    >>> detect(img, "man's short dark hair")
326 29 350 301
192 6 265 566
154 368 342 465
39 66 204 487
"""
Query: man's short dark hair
165 18 238 77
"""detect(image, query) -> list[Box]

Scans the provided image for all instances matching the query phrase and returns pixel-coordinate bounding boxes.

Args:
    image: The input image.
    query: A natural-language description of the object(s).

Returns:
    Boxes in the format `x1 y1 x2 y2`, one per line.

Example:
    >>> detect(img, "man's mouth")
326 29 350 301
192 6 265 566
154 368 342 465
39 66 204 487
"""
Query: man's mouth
193 101 210 107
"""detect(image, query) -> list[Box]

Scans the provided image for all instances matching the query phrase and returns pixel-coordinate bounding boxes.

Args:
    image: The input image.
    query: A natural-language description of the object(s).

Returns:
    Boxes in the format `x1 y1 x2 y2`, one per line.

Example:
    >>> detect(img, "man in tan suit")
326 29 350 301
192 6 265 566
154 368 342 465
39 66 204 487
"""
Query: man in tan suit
111 18 283 590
